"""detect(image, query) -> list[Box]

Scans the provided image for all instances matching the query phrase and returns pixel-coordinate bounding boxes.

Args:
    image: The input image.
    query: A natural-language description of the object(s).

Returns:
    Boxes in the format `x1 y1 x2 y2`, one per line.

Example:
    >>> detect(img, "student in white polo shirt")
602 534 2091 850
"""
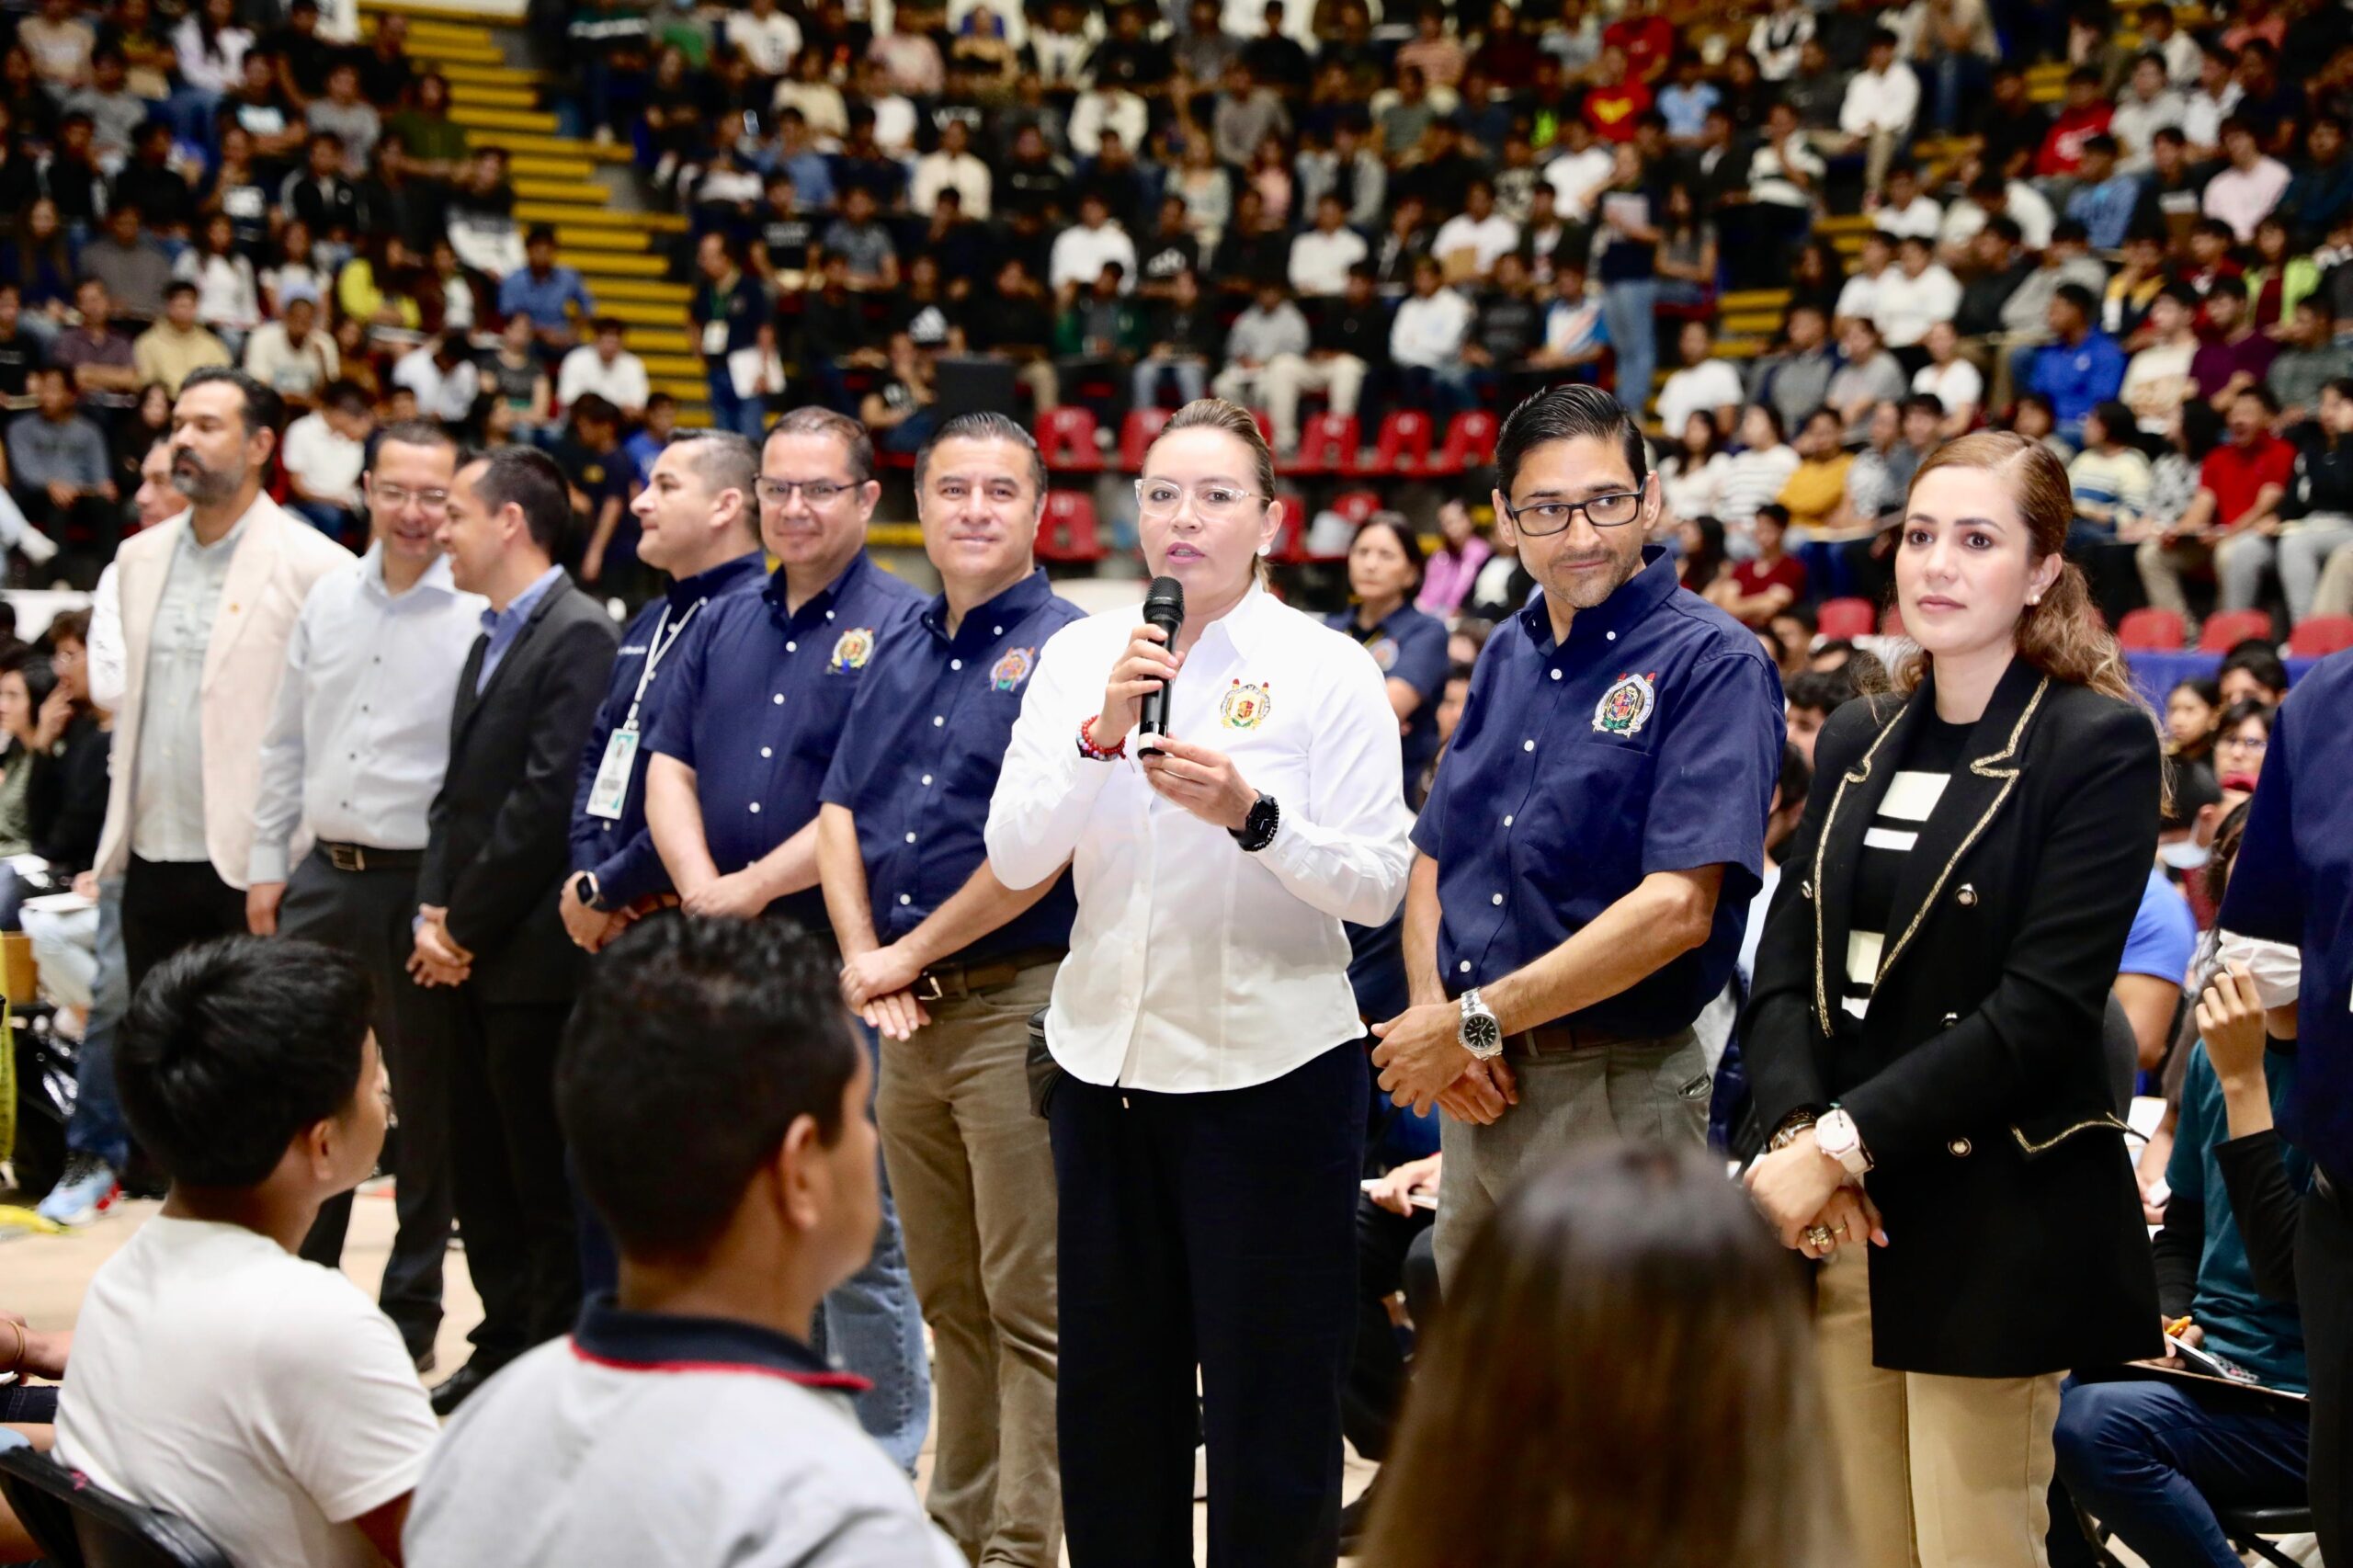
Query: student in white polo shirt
406 916 960 1568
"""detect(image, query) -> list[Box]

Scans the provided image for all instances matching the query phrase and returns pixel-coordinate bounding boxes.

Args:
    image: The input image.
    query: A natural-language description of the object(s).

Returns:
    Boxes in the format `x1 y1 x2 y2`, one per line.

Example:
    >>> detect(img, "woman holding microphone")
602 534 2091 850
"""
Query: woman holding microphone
986 399 1415 1568
1742 430 2163 1567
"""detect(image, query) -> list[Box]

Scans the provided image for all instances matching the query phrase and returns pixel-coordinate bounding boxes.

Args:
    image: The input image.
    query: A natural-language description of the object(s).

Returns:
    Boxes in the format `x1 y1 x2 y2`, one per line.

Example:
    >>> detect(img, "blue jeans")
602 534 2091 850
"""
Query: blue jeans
809 1024 933 1472
2050 1375 2309 1568
1602 278 1660 420
63 876 130 1171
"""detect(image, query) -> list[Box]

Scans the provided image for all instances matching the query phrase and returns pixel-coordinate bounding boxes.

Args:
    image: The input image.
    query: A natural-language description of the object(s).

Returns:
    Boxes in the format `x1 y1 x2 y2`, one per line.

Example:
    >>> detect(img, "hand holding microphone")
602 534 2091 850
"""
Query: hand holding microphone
1094 576 1186 755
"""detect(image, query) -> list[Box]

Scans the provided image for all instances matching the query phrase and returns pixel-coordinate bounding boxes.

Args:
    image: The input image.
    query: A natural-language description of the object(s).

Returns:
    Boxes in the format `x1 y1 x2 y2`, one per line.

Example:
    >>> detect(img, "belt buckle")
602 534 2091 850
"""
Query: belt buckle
327 843 364 872
914 971 948 1004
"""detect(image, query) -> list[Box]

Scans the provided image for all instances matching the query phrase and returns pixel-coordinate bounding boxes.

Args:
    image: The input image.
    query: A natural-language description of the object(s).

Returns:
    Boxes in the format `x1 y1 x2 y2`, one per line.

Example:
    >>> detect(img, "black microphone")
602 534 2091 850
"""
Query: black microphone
1137 575 1184 753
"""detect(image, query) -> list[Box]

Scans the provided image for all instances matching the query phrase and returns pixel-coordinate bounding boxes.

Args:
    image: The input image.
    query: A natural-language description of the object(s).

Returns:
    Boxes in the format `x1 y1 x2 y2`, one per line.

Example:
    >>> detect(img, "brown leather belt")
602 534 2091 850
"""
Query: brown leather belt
914 946 1067 1003
318 841 425 873
1501 1020 1637 1059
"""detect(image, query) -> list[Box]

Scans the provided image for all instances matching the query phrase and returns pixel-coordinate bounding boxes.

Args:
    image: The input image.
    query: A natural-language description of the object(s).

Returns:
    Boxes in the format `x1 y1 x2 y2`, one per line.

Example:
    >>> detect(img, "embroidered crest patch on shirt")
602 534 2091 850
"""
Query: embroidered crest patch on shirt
991 646 1035 692
829 627 876 672
1592 671 1658 736
1221 679 1272 730
1367 635 1399 672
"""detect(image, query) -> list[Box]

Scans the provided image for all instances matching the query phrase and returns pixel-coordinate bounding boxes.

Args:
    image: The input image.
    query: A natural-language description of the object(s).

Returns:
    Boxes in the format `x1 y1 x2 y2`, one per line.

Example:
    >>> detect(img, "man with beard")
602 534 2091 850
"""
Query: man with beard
246 419 485 1369
1369 385 1784 1285
92 367 352 999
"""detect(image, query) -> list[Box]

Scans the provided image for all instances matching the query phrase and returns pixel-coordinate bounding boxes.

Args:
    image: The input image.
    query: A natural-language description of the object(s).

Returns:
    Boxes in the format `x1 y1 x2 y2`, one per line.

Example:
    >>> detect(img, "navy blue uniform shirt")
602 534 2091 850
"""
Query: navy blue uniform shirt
1412 546 1784 1038
821 568 1086 963
643 551 926 934
1325 601 1451 792
570 549 767 909
2218 654 2353 1180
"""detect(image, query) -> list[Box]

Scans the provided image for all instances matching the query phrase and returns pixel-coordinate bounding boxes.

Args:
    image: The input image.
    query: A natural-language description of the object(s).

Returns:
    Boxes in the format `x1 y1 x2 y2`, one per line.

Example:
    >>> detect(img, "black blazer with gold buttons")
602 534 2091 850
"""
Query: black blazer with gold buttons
1745 656 2163 1378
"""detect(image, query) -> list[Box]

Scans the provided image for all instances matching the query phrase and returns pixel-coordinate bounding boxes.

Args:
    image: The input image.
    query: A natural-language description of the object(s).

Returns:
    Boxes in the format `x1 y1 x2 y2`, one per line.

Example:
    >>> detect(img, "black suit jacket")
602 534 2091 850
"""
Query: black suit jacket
420 577 620 1006
1745 658 2163 1378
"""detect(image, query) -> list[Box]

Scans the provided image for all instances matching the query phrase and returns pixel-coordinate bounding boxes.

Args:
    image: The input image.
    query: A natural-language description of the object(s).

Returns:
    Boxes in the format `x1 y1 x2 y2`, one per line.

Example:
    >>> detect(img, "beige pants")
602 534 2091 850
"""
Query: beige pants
2135 529 2273 617
877 960 1062 1567
2313 537 2353 619
1816 1244 2064 1568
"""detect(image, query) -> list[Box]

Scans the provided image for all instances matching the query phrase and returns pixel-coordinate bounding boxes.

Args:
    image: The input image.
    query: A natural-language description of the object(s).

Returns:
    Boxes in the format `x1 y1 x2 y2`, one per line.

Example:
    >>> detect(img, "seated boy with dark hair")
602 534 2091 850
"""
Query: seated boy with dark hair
405 916 958 1568
53 936 437 1568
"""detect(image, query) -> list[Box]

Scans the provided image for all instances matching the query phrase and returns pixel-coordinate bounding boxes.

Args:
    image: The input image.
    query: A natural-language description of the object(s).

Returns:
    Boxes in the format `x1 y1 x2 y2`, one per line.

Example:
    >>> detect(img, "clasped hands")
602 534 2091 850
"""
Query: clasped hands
839 942 933 1043
407 904 472 988
1370 1003 1519 1124
1744 1128 1890 1262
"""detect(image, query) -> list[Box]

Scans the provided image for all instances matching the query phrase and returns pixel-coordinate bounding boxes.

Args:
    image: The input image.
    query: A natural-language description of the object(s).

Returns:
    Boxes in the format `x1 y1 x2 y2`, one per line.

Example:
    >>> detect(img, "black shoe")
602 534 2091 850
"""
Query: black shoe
428 1358 505 1417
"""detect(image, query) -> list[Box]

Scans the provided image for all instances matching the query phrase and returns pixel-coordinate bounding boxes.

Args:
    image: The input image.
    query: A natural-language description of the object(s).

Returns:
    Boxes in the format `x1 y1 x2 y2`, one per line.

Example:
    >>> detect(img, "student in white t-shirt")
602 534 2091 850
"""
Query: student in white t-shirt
53 936 437 1568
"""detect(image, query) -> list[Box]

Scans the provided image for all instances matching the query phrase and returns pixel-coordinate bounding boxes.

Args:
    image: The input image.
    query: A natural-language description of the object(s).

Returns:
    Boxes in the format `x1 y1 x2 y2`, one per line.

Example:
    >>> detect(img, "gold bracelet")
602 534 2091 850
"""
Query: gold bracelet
4 1318 24 1378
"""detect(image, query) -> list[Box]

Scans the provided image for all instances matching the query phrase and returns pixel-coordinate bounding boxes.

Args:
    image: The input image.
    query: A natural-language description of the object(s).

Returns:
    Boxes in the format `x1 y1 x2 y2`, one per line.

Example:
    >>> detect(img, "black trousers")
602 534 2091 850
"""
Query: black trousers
2299 1176 2353 1562
121 856 247 1005
444 989 581 1364
1343 1196 1439 1464
1050 1040 1366 1568
284 848 453 1359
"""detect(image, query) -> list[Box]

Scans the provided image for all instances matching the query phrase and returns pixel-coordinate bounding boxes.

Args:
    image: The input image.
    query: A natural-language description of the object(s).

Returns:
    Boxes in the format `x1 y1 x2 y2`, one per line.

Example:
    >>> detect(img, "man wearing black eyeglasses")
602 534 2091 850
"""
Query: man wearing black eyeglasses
1370 384 1786 1286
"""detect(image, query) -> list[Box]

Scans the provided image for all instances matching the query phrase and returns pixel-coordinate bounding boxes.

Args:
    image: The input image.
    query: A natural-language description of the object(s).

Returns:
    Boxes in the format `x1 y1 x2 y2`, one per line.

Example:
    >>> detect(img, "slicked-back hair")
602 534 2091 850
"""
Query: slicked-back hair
767 404 876 486
557 917 861 1261
466 444 571 556
1496 384 1648 500
666 430 761 538
179 365 283 440
117 937 375 1189
915 411 1047 500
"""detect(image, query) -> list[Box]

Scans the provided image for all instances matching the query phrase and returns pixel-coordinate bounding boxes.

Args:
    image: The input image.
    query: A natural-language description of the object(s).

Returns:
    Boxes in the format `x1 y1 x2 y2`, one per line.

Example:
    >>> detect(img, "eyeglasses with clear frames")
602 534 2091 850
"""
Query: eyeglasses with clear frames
1134 479 1268 519
370 483 451 515
1499 489 1645 536
756 477 858 506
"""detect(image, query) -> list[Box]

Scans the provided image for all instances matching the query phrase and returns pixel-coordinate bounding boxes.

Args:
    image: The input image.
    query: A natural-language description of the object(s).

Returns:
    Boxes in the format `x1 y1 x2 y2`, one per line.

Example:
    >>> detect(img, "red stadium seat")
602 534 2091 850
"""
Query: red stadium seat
2198 609 2275 653
1280 414 1360 476
1036 406 1103 472
1364 412 1435 476
1119 407 1173 472
1430 411 1499 475
1332 488 1381 526
2117 608 2187 652
1038 491 1107 563
2290 615 2353 657
1815 597 1876 642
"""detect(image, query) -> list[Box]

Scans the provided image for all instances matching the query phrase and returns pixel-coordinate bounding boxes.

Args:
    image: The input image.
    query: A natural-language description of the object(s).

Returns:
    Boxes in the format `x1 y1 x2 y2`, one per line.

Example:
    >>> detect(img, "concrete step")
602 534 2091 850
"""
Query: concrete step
516 202 687 232
511 176 613 204
453 106 561 134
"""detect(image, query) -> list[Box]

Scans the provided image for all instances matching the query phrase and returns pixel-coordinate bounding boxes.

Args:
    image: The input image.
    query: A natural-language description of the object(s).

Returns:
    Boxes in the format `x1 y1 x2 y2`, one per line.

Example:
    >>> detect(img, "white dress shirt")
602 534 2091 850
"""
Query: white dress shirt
909 150 993 218
247 546 486 883
1390 289 1474 369
1287 226 1369 296
986 586 1414 1093
1839 62 1920 137
556 347 652 415
1543 145 1616 218
1431 211 1522 275
1066 88 1148 158
1870 262 1962 347
1049 222 1139 294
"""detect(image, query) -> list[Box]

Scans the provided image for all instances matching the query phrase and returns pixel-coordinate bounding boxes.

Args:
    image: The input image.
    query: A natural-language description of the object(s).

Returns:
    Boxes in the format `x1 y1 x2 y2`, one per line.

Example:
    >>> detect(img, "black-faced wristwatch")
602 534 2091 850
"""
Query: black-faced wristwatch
573 871 604 910
1230 792 1279 852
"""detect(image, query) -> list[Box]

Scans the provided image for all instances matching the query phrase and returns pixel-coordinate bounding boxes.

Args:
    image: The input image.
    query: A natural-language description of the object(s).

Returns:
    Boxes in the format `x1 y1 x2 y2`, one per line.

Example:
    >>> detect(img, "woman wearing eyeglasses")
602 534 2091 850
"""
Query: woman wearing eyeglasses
985 399 1415 1568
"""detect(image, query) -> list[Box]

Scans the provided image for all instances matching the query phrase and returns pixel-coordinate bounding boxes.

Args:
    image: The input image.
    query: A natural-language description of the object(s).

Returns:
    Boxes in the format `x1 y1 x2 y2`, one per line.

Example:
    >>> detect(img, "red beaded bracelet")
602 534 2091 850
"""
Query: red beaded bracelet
1076 715 1126 761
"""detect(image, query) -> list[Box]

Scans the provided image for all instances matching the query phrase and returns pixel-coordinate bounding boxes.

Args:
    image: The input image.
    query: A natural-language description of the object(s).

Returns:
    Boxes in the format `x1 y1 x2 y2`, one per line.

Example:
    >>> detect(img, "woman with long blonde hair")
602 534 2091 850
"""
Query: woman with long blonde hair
1743 431 2164 1567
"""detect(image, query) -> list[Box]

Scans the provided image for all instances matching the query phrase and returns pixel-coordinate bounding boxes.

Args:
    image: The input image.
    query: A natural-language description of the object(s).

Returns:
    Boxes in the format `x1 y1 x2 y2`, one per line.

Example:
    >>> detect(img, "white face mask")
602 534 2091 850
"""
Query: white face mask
2213 931 2302 1010
2158 838 2211 870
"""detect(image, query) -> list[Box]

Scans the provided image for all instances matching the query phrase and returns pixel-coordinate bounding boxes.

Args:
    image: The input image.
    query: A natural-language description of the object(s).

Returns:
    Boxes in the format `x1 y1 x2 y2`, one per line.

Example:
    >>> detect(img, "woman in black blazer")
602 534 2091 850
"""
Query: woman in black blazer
1743 431 2163 1568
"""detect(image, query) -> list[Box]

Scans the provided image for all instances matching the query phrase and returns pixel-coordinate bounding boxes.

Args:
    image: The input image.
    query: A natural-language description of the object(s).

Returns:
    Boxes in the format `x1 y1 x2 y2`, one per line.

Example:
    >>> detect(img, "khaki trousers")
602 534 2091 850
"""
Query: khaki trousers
1816 1244 2064 1568
877 960 1062 1567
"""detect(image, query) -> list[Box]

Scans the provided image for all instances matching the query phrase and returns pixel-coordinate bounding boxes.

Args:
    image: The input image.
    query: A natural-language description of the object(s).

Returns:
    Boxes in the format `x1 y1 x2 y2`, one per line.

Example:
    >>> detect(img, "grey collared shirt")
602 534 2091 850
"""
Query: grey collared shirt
131 509 253 863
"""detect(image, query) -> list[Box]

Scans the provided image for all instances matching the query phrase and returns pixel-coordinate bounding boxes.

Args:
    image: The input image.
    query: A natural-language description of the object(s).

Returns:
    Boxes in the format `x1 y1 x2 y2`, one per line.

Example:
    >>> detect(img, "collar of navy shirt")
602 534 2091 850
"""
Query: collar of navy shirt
665 547 766 619
1807 653 2052 1036
568 1293 870 1392
1516 540 1680 653
761 547 874 631
920 564 1054 646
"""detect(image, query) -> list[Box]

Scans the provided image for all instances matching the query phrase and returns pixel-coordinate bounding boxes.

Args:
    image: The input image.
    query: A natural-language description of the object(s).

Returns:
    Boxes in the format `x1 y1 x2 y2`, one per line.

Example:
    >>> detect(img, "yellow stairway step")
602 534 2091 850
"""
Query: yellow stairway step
1722 311 1784 335
653 377 713 400
509 154 595 180
478 131 632 162
1719 289 1791 312
453 106 561 134
597 301 694 328
638 353 705 376
554 225 660 252
516 202 686 232
449 84 540 108
405 38 505 62
629 335 697 357
565 252 672 278
359 0 526 24
511 176 612 203
589 278 693 303
438 62 549 85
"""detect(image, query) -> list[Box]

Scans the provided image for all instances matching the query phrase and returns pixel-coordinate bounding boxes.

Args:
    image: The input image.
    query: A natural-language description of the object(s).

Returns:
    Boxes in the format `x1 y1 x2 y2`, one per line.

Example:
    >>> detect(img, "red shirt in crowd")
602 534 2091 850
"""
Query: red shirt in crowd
1585 77 1655 142
2199 433 2297 528
1603 13 1677 80
1729 554 1808 624
2036 102 2116 177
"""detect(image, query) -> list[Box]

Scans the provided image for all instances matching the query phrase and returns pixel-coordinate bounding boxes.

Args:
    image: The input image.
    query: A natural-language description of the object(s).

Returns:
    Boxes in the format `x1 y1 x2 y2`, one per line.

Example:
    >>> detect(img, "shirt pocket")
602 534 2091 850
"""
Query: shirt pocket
1512 739 1656 898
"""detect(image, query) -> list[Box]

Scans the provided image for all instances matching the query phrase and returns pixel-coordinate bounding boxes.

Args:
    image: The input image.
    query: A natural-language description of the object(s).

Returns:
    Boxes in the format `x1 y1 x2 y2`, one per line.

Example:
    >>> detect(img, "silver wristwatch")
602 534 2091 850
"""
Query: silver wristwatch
1458 988 1503 1060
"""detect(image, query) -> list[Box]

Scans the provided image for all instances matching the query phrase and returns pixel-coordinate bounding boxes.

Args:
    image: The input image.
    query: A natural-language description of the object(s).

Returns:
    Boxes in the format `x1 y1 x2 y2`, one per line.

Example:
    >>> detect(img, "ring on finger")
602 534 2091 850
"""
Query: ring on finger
1803 1224 1835 1250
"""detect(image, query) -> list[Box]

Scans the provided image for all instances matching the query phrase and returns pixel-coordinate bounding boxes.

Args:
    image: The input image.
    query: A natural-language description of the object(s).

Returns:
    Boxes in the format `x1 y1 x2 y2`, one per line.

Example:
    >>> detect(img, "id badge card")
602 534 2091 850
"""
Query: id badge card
585 722 641 820
701 319 731 357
